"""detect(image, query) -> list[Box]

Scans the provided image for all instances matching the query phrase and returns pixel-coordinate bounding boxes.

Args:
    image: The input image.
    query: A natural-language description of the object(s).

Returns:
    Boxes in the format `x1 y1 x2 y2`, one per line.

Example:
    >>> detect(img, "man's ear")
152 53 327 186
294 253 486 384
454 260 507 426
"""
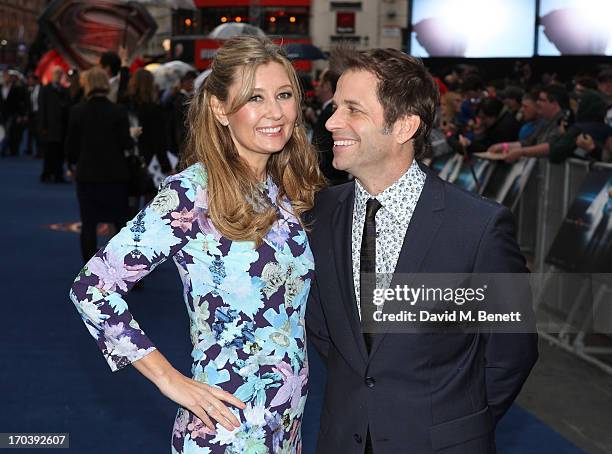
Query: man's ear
395 115 421 144
210 95 229 126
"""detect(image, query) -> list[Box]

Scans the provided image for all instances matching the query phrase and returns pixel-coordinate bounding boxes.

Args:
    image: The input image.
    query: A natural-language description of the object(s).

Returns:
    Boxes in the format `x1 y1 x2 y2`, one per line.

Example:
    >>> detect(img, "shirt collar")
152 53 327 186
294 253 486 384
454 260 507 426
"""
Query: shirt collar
321 98 333 110
355 159 426 222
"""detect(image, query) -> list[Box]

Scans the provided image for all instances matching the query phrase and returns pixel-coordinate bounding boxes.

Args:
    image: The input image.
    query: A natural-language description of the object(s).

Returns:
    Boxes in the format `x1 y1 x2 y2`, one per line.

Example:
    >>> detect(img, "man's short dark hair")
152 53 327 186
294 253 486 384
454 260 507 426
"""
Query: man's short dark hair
181 70 197 83
542 84 569 110
479 98 504 118
597 69 612 84
321 69 340 94
460 74 484 94
329 46 439 160
501 85 524 104
99 51 121 76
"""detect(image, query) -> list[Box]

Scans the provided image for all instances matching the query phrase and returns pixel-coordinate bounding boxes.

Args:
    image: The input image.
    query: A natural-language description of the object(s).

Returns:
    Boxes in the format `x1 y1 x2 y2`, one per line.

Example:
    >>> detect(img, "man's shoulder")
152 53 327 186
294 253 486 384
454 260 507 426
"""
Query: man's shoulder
313 181 354 211
426 168 507 223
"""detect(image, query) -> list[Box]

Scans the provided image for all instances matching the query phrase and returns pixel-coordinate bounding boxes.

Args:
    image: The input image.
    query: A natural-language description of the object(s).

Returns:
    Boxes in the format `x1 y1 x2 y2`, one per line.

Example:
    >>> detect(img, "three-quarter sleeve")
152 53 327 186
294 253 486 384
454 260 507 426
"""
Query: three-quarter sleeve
69 177 197 371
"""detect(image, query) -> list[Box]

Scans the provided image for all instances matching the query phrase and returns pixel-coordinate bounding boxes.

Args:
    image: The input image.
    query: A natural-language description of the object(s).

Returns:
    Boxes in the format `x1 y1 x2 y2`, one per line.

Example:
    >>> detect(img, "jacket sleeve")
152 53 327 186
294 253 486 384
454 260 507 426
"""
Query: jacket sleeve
306 275 330 365
473 206 539 424
69 177 197 371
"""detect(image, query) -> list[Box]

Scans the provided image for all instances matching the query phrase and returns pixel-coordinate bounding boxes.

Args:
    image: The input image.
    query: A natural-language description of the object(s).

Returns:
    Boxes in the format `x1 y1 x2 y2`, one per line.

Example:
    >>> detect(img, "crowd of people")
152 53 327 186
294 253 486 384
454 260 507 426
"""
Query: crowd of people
427 66 612 164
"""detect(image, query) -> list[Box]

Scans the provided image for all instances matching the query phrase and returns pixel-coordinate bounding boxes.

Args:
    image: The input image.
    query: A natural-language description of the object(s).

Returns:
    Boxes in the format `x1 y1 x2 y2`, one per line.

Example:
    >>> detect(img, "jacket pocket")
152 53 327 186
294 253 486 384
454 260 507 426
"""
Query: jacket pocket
430 406 494 451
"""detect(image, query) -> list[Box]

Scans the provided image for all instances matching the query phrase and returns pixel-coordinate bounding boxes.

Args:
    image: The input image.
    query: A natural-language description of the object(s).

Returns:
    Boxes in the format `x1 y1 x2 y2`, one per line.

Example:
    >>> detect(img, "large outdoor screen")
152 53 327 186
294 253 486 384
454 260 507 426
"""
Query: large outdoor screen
409 0 536 58
538 0 612 56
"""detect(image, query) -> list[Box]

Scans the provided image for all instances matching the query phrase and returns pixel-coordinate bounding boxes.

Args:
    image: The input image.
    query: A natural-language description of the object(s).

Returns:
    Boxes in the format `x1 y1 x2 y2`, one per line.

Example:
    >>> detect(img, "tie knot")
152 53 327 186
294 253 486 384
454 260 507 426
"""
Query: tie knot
365 198 382 220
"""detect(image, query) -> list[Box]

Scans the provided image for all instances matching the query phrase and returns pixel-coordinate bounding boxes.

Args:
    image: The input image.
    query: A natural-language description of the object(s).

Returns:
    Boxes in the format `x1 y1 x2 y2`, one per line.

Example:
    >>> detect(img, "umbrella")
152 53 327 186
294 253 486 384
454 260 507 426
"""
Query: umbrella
282 43 327 61
150 60 196 91
208 23 265 40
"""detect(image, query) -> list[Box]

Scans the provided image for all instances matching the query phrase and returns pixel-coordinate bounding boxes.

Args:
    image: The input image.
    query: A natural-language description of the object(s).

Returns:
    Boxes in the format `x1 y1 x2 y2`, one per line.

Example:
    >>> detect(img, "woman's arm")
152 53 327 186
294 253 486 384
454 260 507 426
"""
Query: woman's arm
70 176 244 431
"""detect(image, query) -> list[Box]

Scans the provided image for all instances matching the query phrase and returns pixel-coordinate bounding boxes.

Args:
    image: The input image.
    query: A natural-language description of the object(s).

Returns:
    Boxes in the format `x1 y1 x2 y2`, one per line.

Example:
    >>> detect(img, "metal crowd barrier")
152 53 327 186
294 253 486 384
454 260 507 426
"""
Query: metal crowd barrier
515 158 612 374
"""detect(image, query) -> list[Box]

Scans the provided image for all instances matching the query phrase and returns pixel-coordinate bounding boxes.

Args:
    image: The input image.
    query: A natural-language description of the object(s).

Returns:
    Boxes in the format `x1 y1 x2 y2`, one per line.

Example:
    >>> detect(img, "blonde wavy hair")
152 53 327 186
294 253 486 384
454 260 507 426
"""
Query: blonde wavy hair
182 36 324 244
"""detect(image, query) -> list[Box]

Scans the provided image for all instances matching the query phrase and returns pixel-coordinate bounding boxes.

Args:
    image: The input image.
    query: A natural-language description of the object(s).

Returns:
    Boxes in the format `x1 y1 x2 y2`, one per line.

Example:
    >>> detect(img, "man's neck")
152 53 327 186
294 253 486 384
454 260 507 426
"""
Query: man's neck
356 157 414 196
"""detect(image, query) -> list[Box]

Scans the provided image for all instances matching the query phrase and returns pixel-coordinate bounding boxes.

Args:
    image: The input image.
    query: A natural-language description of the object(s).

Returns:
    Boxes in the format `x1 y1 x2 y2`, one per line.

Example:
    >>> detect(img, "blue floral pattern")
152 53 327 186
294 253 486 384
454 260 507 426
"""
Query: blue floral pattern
70 163 313 453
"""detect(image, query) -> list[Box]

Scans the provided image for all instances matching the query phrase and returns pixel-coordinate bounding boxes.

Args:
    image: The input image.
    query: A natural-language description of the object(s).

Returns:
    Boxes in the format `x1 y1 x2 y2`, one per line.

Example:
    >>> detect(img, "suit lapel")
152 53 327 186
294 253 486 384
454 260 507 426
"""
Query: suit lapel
368 166 446 358
330 183 369 363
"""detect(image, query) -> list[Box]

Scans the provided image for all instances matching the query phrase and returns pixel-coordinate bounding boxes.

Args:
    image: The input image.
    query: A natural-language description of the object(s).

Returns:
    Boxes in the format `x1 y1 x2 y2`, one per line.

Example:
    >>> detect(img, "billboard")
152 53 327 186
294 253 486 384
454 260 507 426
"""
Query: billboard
537 0 612 56
409 0 535 58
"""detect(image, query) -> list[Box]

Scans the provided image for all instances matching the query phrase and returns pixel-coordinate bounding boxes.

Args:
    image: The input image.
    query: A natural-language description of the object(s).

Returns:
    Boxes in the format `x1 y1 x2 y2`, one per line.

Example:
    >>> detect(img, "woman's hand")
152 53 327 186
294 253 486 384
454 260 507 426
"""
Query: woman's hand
156 368 246 432
132 350 245 433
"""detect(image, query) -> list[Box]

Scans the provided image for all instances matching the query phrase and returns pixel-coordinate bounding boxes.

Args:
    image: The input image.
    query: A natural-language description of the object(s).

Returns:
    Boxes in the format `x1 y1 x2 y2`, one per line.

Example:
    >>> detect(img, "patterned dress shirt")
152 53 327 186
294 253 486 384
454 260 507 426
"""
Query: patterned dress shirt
351 160 427 316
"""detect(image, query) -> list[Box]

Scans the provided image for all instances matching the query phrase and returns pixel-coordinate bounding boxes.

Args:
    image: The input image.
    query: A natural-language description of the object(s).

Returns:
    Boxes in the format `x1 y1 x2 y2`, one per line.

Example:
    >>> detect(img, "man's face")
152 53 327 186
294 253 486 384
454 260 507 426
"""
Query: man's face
520 98 538 122
315 71 332 103
325 70 396 179
536 92 559 120
598 80 612 97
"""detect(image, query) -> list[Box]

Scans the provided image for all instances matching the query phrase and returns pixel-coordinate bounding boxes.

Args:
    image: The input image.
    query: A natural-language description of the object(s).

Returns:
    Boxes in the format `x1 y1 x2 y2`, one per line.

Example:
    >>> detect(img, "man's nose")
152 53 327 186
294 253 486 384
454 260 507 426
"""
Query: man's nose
325 108 341 132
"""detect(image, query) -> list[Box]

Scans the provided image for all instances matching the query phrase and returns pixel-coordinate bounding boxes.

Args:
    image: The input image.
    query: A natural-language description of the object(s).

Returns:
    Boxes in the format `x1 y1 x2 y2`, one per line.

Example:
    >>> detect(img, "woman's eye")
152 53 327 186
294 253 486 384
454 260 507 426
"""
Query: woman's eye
249 95 263 102
278 92 293 100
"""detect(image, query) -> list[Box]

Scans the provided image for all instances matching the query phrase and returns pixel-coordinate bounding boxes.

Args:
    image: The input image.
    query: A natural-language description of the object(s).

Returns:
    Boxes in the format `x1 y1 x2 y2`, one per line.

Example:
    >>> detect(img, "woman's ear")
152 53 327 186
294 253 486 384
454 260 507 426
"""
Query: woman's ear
395 115 421 144
211 95 229 126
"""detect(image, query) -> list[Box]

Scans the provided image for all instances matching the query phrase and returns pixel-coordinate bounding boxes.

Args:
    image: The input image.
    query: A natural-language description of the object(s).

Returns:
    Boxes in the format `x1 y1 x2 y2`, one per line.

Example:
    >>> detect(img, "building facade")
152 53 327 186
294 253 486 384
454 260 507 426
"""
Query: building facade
310 0 409 51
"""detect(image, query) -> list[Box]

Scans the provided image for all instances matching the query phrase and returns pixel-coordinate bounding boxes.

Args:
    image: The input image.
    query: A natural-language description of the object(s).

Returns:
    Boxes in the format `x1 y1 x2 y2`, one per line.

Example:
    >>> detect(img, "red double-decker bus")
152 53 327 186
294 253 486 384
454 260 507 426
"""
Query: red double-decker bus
171 0 312 71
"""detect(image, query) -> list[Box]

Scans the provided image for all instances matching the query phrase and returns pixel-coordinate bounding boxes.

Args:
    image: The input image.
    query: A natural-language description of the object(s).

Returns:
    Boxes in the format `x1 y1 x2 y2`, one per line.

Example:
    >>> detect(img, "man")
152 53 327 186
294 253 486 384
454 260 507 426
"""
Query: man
99 48 129 104
38 66 70 182
0 69 27 156
597 69 612 127
25 72 41 157
311 68 349 184
306 48 538 454
487 85 568 163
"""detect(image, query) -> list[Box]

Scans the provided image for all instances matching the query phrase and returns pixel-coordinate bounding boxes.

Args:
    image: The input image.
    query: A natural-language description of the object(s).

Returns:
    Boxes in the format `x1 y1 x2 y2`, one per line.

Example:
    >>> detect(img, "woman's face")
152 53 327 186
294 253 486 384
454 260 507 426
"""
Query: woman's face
223 61 298 168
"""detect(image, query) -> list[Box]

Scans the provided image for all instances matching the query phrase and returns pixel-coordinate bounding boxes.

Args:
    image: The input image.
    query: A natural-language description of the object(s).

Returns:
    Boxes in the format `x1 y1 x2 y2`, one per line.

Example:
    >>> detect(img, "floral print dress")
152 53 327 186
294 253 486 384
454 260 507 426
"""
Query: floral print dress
70 163 313 453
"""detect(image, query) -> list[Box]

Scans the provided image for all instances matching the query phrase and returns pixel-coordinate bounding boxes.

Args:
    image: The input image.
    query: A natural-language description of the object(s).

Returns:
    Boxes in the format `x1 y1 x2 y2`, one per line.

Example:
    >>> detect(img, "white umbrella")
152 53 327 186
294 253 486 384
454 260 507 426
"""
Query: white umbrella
208 23 265 40
150 60 196 92
194 69 212 92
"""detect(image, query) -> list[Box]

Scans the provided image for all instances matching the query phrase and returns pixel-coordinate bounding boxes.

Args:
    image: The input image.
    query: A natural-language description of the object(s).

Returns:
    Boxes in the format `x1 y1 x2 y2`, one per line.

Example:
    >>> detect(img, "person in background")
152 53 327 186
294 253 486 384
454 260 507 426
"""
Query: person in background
439 91 463 136
64 67 133 262
25 72 41 157
126 68 172 211
38 66 69 182
549 90 612 163
0 69 27 157
310 68 348 185
597 69 612 127
454 97 521 154
99 47 130 104
500 85 524 121
169 70 196 157
518 91 541 142
488 85 569 163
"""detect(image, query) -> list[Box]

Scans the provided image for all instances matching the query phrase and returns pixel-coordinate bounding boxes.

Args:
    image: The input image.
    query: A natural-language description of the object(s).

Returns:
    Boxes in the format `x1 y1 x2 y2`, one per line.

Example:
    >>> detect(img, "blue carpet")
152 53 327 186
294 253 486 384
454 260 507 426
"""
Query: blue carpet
0 157 584 453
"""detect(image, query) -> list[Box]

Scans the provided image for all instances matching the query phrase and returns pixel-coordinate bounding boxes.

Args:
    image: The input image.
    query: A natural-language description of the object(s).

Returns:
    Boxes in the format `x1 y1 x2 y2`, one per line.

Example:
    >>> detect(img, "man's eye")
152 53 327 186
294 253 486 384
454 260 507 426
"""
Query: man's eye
278 92 293 100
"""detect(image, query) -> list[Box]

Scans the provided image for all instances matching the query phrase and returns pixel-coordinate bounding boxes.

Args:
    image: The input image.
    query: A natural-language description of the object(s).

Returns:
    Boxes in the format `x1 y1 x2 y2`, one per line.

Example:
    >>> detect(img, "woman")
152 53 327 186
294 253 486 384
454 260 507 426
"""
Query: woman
126 69 172 212
64 67 133 262
70 36 323 452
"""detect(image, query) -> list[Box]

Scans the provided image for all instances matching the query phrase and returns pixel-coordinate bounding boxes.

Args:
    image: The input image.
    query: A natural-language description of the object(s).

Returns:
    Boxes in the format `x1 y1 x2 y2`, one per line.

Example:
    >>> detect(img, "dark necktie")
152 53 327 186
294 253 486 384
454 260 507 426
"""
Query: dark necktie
360 198 382 353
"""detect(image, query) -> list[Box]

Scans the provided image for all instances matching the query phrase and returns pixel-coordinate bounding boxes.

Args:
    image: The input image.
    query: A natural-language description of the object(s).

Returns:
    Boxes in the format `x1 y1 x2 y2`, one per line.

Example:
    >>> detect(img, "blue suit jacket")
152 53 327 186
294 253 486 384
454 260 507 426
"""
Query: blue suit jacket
306 164 538 454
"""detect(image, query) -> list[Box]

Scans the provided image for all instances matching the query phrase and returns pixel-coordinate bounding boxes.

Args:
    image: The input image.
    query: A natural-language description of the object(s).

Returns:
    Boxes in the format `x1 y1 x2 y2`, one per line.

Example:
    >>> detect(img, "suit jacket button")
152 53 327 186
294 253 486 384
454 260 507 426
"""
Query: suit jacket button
365 377 376 388
353 433 362 444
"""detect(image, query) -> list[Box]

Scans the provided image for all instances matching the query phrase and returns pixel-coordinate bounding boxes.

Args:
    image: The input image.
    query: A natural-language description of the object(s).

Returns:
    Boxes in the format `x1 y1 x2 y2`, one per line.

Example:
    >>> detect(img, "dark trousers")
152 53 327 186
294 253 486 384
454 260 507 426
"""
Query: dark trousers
2 117 23 156
80 221 124 263
41 141 64 181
